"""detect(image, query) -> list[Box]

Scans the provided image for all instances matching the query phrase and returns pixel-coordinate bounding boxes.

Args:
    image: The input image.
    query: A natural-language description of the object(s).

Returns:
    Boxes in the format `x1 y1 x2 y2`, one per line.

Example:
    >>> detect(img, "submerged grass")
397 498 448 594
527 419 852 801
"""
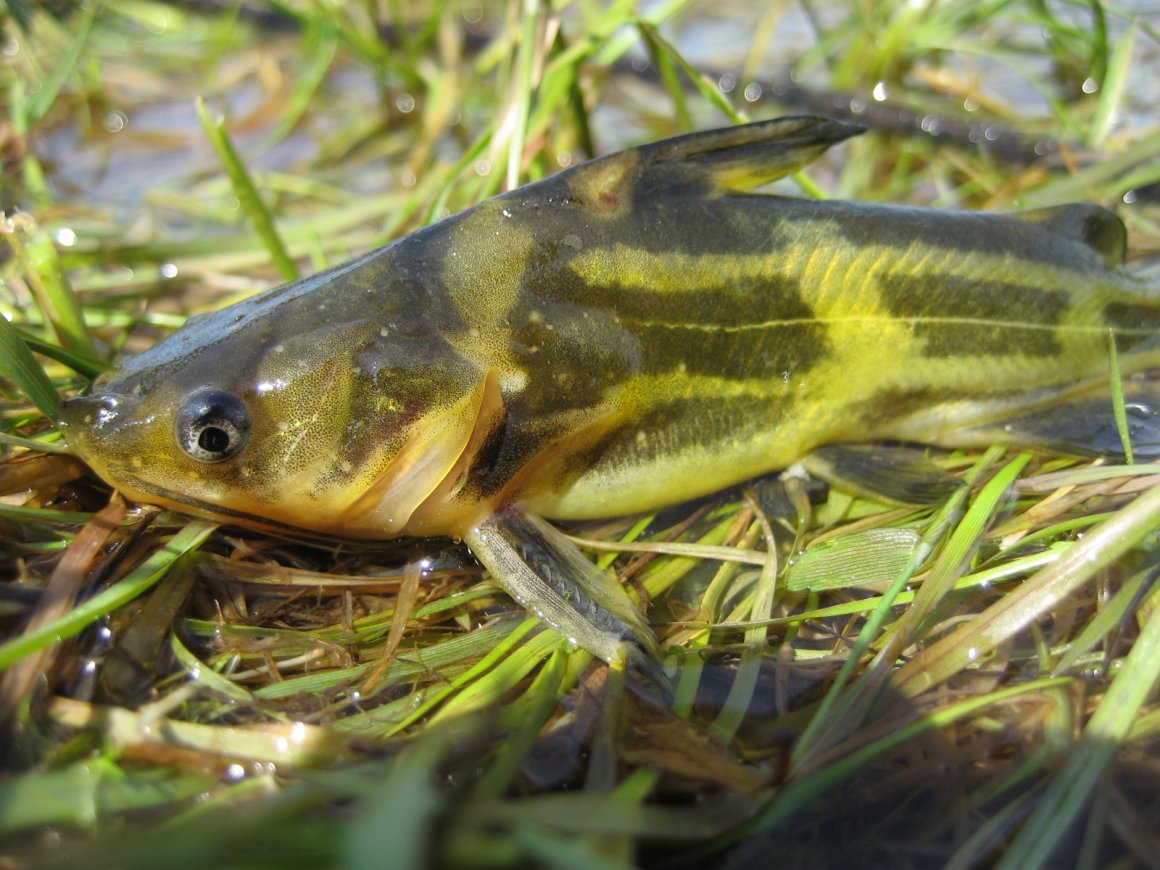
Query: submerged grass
2 0 1160 866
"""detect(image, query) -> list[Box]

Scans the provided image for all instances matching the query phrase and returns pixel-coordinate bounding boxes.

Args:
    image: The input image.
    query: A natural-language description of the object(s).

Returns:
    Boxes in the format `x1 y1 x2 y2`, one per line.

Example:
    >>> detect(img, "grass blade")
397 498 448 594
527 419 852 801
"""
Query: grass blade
0 312 62 422
195 97 299 283
2 213 97 360
998 582 1160 868
0 519 217 670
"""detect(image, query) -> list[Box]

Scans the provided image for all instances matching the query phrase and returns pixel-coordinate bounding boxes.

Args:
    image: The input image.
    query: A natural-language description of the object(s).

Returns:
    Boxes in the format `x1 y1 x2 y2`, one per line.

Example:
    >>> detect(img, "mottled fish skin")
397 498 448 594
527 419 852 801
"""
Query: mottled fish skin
59 116 1160 665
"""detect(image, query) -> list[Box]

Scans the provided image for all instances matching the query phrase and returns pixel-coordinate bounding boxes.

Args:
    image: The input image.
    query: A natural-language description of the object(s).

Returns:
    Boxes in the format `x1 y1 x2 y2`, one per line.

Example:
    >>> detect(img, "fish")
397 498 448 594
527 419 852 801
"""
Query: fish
60 115 1160 678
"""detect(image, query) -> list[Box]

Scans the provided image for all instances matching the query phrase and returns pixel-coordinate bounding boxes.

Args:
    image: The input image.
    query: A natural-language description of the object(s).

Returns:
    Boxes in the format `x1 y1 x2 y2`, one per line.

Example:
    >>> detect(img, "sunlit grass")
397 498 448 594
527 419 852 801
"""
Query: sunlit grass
2 0 1160 866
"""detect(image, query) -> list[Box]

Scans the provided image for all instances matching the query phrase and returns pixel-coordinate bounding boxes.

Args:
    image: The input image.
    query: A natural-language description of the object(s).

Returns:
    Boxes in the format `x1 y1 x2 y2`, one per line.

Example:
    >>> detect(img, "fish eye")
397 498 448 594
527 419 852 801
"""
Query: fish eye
175 388 251 462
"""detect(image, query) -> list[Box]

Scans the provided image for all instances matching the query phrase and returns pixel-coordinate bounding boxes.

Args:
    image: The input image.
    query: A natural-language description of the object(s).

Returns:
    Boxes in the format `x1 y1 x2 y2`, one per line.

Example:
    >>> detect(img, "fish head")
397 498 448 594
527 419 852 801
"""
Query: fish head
62 249 491 538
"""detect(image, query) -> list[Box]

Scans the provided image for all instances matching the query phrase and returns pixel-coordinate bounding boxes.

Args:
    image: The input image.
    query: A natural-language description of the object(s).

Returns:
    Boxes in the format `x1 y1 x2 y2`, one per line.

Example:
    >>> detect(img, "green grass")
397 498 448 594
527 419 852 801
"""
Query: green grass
2 1 1160 866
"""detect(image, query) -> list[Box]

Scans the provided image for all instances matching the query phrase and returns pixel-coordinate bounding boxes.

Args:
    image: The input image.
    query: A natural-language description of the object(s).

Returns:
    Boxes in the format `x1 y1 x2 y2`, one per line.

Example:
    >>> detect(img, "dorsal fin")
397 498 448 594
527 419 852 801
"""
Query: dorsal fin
563 116 864 211
636 115 865 192
1010 203 1127 268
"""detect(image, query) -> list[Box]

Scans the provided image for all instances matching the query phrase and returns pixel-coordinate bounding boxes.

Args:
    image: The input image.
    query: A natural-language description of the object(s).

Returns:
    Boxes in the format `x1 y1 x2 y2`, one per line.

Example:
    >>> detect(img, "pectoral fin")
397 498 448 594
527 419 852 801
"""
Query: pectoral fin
464 509 665 679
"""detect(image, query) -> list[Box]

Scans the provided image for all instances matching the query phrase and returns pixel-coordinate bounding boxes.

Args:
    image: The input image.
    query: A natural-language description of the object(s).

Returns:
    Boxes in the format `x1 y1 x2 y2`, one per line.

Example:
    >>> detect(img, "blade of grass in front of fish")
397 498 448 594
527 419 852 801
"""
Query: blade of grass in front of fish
195 97 299 283
893 481 1160 698
343 714 491 869
944 787 1042 870
0 755 218 835
0 519 217 670
789 447 1000 770
48 694 352 766
511 824 635 870
736 675 1073 845
728 545 1065 633
375 617 543 735
169 634 255 703
1107 329 1134 463
472 644 570 798
461 790 747 841
0 310 62 422
18 331 104 379
428 629 563 724
710 494 778 743
869 452 1031 667
1052 562 1156 677
640 512 736 600
254 626 526 714
997 584 1160 869
2 214 97 361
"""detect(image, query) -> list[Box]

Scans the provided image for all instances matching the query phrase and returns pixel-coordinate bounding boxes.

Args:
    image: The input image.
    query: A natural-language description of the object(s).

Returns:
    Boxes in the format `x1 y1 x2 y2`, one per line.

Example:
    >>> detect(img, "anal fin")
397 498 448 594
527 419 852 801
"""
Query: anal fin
945 378 1160 460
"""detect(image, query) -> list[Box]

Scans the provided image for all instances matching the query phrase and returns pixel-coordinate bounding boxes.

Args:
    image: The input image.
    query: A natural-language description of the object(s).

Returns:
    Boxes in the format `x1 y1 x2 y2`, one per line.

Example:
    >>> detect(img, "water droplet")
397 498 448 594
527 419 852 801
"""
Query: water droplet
718 73 736 94
54 227 76 246
225 763 246 782
102 110 127 133
849 97 866 114
1123 190 1138 204
396 93 416 113
872 81 888 102
461 1 483 23
743 82 763 102
1081 77 1099 95
967 647 979 662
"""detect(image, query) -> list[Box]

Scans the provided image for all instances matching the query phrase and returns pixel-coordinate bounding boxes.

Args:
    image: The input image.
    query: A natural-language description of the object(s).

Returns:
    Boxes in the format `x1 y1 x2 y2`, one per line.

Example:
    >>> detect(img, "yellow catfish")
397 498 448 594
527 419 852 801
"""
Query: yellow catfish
61 116 1160 673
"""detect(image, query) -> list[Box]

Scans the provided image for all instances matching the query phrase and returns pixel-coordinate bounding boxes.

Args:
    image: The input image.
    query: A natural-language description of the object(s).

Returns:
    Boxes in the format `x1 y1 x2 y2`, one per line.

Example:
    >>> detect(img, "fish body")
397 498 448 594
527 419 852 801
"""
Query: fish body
61 117 1160 669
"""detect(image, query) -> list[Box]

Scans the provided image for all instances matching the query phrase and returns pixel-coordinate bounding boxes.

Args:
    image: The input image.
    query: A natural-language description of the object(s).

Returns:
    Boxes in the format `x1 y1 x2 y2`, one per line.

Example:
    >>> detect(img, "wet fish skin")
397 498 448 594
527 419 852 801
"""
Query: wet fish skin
60 116 1160 669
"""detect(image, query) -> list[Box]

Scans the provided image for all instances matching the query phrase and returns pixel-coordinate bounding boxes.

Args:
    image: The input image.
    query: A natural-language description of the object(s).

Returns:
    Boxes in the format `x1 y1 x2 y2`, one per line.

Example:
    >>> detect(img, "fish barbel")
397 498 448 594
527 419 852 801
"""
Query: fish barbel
61 116 1160 673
